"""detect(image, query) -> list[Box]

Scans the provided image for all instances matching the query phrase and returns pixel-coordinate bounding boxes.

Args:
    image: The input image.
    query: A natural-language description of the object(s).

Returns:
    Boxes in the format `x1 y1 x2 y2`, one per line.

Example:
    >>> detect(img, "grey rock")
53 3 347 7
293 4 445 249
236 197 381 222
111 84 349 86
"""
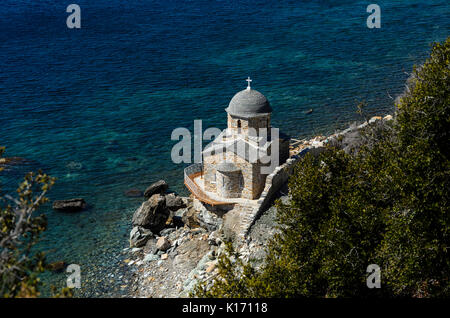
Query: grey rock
196 253 211 273
190 227 207 235
132 194 169 234
208 231 220 246
197 209 223 232
144 238 158 254
144 180 169 198
143 254 159 263
174 208 188 218
167 239 179 254
130 226 153 248
160 227 176 237
165 193 186 211
181 197 191 207
169 249 178 259
52 198 86 212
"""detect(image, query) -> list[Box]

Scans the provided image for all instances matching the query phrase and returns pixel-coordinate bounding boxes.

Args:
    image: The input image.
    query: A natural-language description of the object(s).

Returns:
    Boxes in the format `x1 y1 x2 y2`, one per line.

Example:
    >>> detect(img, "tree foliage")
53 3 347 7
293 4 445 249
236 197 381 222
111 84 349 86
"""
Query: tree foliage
378 37 450 296
194 37 449 298
0 147 71 297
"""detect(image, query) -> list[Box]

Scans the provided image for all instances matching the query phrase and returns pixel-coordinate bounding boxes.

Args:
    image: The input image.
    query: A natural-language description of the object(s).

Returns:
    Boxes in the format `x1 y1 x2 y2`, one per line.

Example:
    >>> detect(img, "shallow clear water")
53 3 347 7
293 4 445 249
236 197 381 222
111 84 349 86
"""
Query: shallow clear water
0 0 449 296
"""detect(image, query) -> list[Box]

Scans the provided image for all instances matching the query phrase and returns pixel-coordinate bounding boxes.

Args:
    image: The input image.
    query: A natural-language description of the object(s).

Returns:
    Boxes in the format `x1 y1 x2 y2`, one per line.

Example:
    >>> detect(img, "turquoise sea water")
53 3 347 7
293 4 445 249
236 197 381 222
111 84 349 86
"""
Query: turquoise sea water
0 0 449 296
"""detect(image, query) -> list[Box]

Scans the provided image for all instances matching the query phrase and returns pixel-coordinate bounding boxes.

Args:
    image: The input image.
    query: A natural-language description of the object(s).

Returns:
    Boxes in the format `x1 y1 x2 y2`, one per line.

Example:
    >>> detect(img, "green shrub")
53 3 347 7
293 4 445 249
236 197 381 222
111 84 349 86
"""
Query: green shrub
0 147 72 297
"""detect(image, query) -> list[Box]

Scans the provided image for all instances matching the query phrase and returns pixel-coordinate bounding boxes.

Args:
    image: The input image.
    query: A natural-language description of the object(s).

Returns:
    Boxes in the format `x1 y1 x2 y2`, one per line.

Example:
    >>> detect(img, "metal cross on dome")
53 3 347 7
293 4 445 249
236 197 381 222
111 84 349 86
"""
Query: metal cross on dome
246 77 252 90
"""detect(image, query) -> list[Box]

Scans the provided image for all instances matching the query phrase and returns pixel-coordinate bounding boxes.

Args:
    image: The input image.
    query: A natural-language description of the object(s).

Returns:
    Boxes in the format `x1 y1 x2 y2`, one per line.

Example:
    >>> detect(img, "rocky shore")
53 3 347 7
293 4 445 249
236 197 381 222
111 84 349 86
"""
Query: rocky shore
125 114 394 298
125 189 286 298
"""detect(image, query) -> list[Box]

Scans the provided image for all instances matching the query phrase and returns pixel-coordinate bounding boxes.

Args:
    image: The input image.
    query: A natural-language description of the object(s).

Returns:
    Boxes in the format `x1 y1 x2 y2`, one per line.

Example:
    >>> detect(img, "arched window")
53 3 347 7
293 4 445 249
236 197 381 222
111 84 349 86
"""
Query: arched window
237 120 241 133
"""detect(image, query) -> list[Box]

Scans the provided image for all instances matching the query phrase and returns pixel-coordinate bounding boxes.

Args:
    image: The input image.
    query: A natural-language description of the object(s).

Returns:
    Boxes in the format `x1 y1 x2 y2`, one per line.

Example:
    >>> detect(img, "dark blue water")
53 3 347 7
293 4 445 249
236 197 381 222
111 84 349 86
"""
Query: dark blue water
1 0 448 296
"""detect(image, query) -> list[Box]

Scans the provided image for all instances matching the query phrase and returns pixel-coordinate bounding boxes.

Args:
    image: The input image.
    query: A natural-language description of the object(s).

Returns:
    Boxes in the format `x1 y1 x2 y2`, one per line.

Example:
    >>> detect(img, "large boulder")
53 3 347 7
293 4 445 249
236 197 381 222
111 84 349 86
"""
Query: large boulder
53 198 86 212
197 208 223 232
165 193 186 211
144 237 158 255
132 194 169 234
144 180 168 198
130 226 154 248
156 236 171 251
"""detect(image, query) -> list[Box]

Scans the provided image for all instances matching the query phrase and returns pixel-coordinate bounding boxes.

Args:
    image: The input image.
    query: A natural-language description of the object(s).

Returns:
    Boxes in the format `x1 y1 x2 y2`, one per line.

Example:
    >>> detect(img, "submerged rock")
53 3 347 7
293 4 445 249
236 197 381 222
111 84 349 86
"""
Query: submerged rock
144 180 168 198
48 261 66 273
66 161 83 170
124 188 143 198
132 194 169 234
52 198 86 212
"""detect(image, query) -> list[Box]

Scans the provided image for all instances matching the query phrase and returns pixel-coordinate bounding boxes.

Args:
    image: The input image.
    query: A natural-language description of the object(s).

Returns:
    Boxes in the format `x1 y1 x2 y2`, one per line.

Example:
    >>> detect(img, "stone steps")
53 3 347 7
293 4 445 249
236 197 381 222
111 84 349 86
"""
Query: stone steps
233 204 259 240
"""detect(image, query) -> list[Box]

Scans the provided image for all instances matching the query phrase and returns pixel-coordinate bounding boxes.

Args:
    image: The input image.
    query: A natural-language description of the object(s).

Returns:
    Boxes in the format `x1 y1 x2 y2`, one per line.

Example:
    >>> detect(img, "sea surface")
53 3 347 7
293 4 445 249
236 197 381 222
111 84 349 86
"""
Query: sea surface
0 0 448 297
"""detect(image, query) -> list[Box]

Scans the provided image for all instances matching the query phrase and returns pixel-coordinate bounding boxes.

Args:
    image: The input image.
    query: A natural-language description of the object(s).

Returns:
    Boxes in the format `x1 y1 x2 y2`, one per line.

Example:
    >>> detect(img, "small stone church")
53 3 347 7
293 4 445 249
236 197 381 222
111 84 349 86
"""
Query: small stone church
184 78 289 204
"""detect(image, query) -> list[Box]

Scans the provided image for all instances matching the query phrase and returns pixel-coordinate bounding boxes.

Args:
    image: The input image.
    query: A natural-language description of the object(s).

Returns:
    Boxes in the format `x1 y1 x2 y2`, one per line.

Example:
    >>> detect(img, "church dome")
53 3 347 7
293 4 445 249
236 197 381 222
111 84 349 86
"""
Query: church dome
225 88 272 118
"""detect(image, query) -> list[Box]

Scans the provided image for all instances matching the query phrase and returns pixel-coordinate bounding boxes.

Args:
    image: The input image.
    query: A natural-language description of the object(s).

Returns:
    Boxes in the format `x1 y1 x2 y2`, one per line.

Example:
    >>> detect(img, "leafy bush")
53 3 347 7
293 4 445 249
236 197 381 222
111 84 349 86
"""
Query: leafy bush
377 37 450 297
0 147 72 297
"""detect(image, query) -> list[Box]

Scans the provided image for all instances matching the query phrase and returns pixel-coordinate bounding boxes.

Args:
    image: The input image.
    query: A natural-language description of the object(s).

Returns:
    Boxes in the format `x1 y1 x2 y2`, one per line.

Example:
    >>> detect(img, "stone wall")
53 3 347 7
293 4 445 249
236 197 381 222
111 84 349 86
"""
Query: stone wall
240 149 308 234
203 141 288 201
216 170 243 198
204 152 255 199
227 114 270 137
252 162 268 199
248 115 271 133
227 114 249 136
